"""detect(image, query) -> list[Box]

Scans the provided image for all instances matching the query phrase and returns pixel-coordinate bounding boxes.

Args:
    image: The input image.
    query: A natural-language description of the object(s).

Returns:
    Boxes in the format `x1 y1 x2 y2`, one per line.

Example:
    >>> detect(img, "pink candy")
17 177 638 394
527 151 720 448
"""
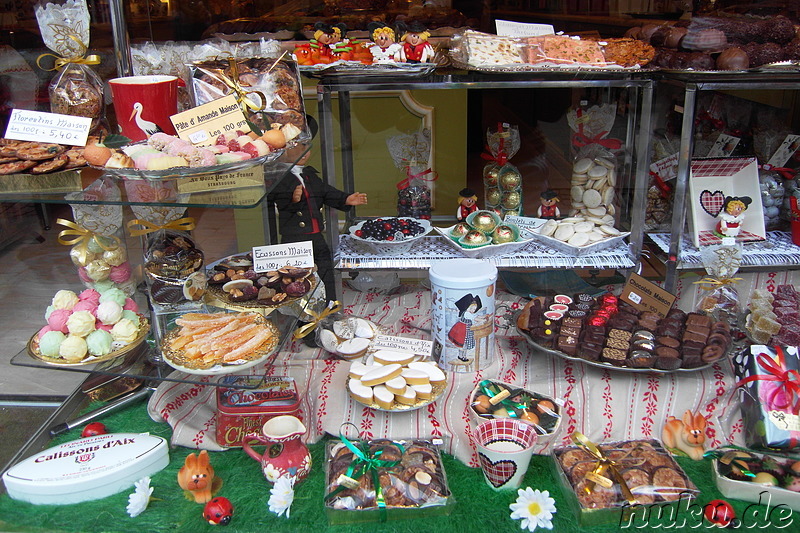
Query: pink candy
123 298 139 313
38 325 54 338
79 289 101 304
109 262 132 284
77 267 92 284
47 308 71 334
72 300 98 316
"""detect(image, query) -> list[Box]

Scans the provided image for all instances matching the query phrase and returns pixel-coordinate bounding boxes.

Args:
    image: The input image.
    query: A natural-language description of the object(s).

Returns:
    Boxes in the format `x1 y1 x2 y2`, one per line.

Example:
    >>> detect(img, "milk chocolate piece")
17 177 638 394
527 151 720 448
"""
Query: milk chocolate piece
666 309 686 320
702 344 724 362
685 313 712 328
655 325 682 338
681 354 703 368
682 339 705 352
580 343 603 361
681 345 703 356
557 335 579 355
637 319 659 332
563 317 583 328
656 336 681 350
707 332 730 347
655 356 683 370
561 326 581 338
628 351 657 368
711 321 730 332
682 331 708 344
639 311 660 322
655 346 680 359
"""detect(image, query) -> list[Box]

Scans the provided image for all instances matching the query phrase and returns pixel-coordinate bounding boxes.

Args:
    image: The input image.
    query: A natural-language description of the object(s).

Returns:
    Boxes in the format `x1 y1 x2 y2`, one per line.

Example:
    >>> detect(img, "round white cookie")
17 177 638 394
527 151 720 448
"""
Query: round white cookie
554 224 575 242
571 186 584 202
588 230 606 243
574 221 594 233
568 232 590 247
600 225 621 236
587 206 607 217
583 189 602 209
603 187 615 206
573 158 593 174
539 219 558 237
588 165 607 179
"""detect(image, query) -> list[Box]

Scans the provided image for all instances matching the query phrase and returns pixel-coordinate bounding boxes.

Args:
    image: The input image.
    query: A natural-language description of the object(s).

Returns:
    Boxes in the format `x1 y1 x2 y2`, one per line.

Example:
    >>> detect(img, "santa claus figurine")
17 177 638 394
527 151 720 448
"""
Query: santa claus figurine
715 195 751 238
397 21 435 63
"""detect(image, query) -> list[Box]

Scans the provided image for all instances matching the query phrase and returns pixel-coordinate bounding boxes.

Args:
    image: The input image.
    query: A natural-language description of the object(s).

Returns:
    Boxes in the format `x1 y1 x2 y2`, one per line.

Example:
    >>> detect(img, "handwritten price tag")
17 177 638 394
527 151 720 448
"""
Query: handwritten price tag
5 109 91 146
373 335 433 357
252 241 314 272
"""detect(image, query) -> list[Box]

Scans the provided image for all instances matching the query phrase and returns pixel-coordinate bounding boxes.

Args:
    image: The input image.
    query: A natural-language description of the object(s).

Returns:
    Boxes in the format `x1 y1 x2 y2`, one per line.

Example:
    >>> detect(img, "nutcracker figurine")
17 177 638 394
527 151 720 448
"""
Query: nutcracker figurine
397 20 434 63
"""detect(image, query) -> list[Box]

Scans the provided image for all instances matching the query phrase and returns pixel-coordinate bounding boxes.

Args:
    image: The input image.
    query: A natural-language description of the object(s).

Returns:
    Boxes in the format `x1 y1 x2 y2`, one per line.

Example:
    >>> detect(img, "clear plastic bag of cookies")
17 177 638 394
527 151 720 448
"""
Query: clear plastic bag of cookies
325 437 453 517
188 56 310 142
695 244 742 325
315 311 380 360
35 0 106 135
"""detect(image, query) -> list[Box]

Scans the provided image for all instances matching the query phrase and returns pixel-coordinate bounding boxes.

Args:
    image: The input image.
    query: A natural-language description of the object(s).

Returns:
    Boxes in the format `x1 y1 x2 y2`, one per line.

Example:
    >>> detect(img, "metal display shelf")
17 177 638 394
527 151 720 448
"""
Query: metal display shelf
315 70 654 275
655 72 800 291
335 234 635 270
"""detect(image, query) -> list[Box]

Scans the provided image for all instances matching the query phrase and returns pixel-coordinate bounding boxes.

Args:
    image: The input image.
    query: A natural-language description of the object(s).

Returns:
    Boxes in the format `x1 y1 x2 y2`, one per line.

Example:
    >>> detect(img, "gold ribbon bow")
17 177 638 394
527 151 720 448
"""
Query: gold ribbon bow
36 35 101 71
693 276 742 291
571 432 639 505
293 300 343 339
216 57 267 113
126 217 197 237
57 218 120 266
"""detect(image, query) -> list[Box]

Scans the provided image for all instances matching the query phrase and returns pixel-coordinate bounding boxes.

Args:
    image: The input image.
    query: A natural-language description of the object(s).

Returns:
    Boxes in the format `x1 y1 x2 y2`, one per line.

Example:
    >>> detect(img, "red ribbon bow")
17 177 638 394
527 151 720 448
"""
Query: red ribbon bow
571 108 622 151
396 166 437 190
760 163 796 181
736 347 800 415
649 170 672 198
695 110 725 131
480 147 508 166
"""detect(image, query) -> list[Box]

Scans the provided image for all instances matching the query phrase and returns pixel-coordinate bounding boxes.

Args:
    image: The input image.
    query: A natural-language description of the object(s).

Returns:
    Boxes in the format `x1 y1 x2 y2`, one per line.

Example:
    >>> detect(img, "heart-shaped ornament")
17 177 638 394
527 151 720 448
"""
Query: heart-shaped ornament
700 190 726 218
478 452 517 488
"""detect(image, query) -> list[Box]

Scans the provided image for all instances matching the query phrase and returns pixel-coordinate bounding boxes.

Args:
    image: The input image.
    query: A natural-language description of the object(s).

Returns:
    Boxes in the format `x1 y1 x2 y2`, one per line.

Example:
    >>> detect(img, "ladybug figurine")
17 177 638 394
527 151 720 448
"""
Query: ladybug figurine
203 497 234 526
704 499 740 528
81 422 107 437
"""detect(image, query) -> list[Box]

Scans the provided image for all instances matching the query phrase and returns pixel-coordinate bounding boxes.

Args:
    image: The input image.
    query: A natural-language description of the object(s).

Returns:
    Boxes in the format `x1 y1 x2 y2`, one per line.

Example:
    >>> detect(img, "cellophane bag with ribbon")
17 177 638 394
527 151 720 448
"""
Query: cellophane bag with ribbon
735 345 800 451
61 178 135 296
125 180 206 306
311 307 381 360
324 435 453 524
188 56 310 142
552 434 698 525
387 129 435 219
35 0 105 135
483 124 523 218
132 39 282 112
567 104 622 222
694 243 742 325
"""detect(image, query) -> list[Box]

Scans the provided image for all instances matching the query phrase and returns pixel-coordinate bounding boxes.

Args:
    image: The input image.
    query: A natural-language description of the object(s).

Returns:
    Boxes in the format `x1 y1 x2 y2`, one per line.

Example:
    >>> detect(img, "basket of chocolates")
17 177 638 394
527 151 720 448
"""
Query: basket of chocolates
433 210 532 259
468 380 562 444
347 217 431 255
517 292 734 372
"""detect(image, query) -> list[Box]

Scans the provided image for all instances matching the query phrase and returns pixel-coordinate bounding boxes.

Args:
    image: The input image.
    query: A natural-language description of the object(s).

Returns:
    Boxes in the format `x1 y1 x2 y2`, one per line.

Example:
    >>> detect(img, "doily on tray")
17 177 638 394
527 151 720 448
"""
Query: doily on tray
648 231 800 266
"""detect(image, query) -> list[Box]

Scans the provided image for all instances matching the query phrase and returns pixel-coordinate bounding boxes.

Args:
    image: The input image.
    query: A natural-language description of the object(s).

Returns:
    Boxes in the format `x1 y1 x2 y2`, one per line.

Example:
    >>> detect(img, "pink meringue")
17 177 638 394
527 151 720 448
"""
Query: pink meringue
47 308 72 334
72 300 98 316
123 298 140 313
109 261 132 284
79 288 101 304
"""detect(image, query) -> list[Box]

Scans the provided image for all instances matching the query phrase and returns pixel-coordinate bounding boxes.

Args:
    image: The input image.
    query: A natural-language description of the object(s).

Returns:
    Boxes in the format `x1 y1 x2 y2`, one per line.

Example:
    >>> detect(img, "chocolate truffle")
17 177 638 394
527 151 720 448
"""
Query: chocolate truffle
716 47 749 70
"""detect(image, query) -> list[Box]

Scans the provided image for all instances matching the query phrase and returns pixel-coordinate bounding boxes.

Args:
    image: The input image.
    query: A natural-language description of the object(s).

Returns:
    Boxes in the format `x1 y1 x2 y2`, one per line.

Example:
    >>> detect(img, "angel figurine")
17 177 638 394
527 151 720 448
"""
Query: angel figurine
368 22 402 63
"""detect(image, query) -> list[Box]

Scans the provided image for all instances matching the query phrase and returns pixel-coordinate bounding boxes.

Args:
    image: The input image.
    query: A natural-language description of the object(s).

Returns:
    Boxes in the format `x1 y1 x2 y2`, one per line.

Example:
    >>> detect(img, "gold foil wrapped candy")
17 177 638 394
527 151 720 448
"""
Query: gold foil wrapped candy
102 247 127 267
486 188 502 206
501 191 521 209
491 224 519 244
459 230 491 248
450 222 471 239
499 168 522 191
467 210 500 233
483 164 500 187
70 247 96 267
84 259 111 282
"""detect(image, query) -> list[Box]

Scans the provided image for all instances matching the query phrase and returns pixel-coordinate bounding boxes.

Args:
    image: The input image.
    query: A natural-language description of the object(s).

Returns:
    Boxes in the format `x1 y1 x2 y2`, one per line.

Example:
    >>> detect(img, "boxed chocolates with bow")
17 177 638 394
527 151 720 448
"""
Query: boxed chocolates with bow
736 345 800 452
324 436 454 524
552 433 698 525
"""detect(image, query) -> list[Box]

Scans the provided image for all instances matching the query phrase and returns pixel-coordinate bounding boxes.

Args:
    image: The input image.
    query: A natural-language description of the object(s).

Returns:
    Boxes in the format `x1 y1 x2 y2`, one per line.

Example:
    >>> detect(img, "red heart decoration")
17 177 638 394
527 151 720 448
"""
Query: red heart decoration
478 452 517 488
700 190 725 218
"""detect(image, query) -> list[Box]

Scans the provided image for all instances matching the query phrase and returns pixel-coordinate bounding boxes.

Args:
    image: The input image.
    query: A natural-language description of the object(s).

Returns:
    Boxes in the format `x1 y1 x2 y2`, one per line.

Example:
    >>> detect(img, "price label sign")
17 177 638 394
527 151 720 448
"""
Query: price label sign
4 109 91 146
171 95 250 147
252 241 314 272
372 335 433 357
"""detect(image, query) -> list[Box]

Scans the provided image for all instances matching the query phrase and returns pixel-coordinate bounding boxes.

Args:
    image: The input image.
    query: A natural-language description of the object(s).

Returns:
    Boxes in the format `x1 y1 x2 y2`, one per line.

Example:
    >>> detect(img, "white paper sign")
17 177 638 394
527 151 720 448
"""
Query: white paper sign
649 153 679 181
252 241 314 272
495 19 554 37
707 134 740 157
4 109 91 146
767 134 800 167
372 335 433 357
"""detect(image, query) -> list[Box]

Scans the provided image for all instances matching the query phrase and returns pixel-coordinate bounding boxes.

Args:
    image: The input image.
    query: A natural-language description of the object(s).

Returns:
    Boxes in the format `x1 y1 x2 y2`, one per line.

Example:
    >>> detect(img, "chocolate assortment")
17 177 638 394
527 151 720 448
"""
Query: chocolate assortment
145 231 205 305
469 380 561 438
713 448 800 496
518 292 733 371
554 439 698 513
325 438 452 515
206 253 315 306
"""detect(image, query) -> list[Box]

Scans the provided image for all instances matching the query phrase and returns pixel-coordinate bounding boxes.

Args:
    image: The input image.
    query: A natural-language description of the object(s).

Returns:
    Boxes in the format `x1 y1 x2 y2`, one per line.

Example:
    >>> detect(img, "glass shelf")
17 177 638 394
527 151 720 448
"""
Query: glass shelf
0 143 311 209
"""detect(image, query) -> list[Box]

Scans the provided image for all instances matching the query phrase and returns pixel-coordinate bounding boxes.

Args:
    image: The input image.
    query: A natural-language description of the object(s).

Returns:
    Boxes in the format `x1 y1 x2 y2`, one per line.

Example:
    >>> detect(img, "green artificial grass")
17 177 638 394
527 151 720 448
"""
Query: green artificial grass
0 401 797 532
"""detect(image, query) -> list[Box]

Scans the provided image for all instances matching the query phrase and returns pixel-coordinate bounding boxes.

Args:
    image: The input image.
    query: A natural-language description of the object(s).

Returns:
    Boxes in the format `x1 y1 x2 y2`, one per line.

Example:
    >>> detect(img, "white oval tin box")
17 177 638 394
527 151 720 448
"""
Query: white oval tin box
429 258 498 373
2 432 169 505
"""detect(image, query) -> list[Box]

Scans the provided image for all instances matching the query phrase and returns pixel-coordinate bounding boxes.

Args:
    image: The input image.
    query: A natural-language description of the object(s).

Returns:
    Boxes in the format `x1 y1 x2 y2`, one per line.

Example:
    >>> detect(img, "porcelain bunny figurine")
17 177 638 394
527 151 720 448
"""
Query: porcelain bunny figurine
178 450 222 503
662 409 707 461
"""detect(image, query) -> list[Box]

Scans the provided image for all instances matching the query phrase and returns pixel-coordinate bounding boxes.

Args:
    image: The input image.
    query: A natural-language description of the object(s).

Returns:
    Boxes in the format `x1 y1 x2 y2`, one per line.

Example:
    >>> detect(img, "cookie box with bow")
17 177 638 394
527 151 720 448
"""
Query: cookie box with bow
2 433 168 505
324 435 454 524
736 345 800 451
552 433 698 526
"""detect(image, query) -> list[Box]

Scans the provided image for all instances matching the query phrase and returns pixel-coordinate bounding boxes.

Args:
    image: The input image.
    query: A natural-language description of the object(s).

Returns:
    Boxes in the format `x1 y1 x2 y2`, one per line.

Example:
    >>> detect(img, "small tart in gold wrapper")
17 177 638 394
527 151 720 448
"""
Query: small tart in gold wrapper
466 209 501 233
459 230 491 249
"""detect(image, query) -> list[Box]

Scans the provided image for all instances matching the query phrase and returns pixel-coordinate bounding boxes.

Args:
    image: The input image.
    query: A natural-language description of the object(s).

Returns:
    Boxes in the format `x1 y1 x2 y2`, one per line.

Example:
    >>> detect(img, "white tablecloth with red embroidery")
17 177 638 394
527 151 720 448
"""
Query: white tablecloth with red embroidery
147 284 745 467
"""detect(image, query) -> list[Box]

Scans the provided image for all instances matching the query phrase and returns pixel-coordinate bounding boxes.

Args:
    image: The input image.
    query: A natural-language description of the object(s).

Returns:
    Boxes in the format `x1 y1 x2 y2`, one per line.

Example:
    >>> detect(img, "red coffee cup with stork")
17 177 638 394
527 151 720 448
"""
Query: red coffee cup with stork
109 75 181 142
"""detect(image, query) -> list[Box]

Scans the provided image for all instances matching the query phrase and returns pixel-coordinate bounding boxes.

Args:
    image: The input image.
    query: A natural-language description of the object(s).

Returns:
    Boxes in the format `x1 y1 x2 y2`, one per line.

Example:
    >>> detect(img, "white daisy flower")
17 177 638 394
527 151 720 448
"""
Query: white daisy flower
263 463 283 483
126 477 154 518
268 475 296 518
509 487 557 532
